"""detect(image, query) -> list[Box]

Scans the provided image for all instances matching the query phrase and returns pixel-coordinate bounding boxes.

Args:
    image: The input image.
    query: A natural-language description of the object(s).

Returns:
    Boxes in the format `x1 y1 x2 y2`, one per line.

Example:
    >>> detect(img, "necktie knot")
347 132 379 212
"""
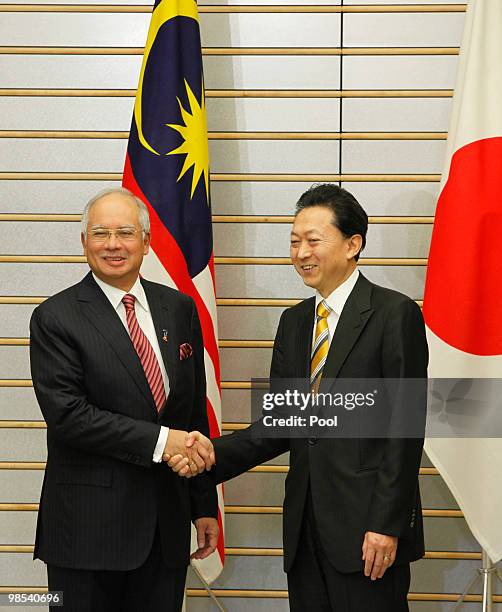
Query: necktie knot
122 294 136 312
317 300 331 319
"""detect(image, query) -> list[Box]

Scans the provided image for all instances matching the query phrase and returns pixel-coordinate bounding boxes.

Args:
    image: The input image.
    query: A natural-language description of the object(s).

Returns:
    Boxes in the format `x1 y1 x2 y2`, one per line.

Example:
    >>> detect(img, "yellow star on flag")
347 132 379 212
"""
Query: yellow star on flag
166 79 210 201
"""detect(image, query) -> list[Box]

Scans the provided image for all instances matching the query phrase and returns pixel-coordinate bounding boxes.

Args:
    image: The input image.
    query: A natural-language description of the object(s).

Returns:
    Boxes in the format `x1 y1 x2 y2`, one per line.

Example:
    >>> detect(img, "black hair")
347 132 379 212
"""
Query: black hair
295 183 368 261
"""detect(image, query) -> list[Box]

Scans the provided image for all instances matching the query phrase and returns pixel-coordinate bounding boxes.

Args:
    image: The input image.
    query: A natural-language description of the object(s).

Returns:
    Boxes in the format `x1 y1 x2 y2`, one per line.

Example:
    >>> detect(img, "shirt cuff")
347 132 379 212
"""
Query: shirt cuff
153 426 169 463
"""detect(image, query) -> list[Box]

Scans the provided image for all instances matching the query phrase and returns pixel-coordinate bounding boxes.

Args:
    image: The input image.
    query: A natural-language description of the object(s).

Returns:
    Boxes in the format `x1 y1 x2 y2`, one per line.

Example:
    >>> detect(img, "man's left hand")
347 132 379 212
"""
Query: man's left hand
362 531 397 580
192 517 220 560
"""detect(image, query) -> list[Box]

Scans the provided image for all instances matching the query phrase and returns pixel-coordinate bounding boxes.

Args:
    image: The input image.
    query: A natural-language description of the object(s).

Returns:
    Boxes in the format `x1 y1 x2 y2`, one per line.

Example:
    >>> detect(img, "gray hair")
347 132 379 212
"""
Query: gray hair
81 187 151 236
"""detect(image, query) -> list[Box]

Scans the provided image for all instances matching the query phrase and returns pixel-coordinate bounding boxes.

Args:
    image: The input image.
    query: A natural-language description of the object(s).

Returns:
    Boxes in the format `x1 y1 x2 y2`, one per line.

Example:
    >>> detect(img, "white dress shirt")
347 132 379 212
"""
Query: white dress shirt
93 274 169 462
312 268 360 352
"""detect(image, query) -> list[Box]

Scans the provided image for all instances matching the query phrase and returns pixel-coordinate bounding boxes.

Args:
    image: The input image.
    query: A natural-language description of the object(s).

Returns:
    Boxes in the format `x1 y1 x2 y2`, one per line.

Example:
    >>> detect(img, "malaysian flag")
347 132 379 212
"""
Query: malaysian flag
122 0 224 580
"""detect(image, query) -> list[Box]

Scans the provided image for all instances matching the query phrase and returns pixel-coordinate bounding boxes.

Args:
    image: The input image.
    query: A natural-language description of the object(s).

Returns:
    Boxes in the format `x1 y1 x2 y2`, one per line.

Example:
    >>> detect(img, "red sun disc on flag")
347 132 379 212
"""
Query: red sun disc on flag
423 136 502 356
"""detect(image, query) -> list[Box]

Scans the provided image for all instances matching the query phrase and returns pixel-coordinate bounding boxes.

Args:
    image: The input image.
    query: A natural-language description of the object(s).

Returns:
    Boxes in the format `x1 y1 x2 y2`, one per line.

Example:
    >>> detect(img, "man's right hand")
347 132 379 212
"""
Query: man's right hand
165 431 215 478
162 429 190 459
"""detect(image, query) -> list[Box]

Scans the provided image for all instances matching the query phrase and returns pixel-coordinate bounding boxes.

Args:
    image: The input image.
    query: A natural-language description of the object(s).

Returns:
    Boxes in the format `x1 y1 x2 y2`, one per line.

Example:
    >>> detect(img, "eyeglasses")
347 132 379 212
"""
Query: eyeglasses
88 228 144 242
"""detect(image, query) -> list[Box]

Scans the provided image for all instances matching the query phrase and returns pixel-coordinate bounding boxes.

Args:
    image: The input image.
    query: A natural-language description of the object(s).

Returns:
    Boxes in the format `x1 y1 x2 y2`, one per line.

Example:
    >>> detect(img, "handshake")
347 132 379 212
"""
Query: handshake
162 429 215 478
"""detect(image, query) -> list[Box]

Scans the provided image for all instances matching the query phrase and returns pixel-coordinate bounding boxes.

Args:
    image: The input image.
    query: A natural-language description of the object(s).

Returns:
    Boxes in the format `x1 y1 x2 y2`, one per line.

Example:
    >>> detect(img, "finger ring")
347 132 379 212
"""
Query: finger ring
383 554 391 562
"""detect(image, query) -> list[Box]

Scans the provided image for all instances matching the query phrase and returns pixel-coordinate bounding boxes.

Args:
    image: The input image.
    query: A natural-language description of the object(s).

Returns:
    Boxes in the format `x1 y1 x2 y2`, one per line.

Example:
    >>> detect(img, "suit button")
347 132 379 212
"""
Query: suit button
308 438 317 446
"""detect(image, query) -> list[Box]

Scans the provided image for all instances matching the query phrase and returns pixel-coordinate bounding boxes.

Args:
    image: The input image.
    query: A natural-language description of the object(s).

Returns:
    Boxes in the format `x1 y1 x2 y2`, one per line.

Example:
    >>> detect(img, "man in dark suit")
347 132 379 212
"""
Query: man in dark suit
172 184 428 611
29 188 218 611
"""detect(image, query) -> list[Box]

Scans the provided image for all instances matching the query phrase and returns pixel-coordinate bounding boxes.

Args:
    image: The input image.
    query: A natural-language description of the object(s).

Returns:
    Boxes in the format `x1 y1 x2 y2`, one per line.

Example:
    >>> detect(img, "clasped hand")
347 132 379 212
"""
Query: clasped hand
162 430 215 477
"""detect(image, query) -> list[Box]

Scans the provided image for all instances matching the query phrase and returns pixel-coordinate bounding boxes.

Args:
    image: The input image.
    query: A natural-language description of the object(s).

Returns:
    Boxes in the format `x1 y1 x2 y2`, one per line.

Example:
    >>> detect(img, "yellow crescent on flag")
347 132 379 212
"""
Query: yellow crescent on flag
135 0 199 156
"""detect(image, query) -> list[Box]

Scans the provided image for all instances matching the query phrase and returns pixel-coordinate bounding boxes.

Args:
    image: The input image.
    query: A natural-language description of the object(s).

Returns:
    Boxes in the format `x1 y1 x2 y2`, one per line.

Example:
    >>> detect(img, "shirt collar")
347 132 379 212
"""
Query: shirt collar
92 273 149 314
315 268 359 317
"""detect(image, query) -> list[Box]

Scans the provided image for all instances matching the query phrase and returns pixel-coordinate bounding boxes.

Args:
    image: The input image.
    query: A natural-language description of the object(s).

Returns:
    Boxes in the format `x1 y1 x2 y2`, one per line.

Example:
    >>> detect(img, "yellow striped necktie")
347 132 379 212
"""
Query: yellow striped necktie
310 300 332 388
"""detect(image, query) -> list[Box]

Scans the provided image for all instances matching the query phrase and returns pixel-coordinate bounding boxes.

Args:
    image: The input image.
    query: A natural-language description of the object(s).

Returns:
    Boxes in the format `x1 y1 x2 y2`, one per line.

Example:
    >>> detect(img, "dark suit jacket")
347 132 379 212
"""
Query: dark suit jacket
212 273 428 573
30 272 217 571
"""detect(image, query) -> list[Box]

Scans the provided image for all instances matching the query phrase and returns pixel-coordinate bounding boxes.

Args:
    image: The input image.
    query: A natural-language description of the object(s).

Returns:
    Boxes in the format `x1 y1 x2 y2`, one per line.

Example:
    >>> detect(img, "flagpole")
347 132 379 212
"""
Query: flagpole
481 551 494 612
453 549 500 611
189 563 227 612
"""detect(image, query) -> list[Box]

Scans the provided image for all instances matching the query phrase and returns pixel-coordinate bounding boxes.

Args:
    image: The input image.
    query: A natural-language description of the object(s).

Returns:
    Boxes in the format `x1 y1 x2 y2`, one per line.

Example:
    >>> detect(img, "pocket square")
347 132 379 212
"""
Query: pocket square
179 342 193 360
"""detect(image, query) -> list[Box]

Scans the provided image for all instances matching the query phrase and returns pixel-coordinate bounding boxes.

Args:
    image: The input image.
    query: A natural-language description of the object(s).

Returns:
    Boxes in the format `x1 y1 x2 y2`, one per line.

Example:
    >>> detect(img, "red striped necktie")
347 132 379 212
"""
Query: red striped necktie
122 294 166 412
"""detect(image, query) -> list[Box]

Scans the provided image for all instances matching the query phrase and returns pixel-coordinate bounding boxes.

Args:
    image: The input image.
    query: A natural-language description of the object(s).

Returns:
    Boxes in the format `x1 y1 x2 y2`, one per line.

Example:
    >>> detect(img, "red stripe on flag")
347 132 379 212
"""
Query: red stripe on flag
206 397 221 439
216 506 225 563
208 252 217 293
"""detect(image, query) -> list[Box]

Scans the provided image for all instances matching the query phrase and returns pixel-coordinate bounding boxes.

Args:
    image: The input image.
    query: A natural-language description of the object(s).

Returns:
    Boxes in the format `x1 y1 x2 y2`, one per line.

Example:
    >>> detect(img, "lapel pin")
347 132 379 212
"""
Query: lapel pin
162 329 168 343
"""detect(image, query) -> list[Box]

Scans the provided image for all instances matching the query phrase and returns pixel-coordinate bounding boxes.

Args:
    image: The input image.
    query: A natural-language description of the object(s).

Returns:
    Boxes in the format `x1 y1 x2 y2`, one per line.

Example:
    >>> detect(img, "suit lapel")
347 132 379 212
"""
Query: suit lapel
77 273 157 414
142 279 178 394
321 274 374 387
296 298 315 378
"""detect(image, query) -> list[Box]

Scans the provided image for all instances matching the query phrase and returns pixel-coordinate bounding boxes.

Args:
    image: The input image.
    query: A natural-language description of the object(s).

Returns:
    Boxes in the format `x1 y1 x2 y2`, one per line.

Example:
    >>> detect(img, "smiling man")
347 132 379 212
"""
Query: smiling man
290 196 363 299
29 188 217 612
171 183 428 611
